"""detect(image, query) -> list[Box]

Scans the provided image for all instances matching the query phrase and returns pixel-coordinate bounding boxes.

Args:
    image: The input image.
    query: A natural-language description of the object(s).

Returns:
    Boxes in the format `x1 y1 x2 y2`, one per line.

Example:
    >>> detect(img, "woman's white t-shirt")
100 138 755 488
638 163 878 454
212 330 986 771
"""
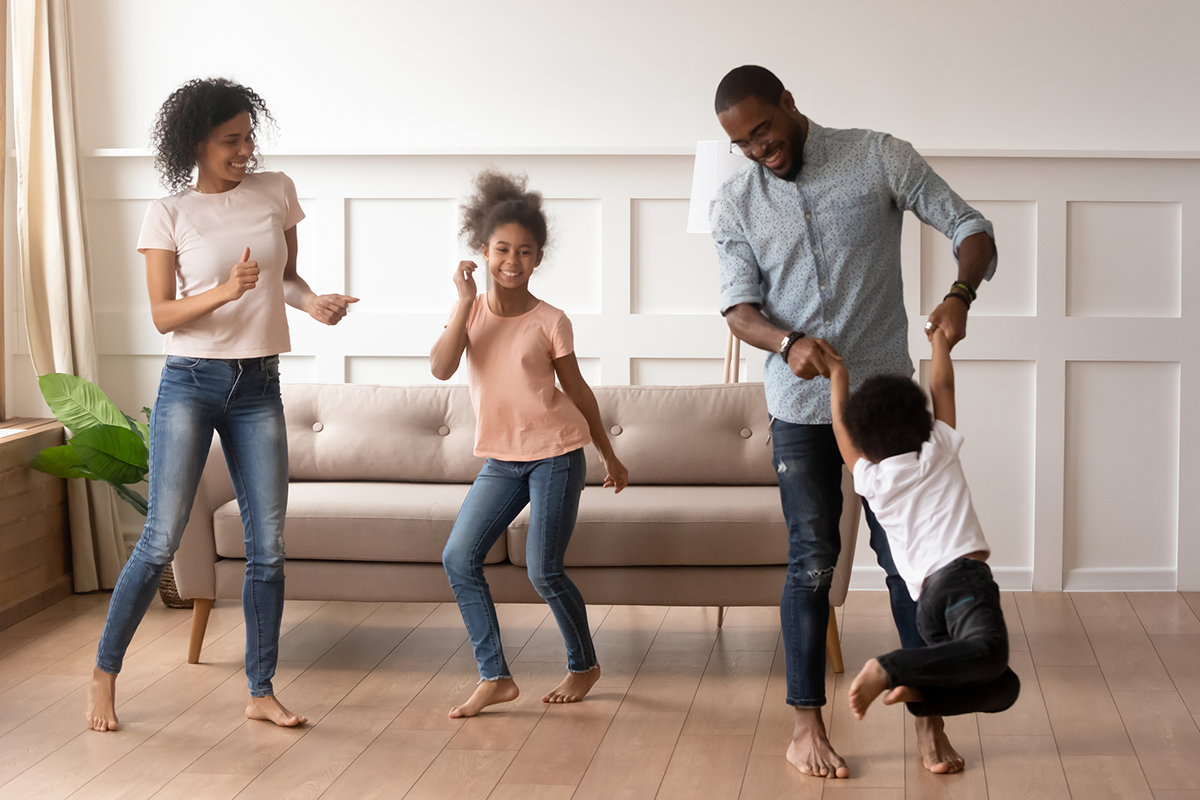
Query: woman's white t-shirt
853 420 990 601
136 171 305 358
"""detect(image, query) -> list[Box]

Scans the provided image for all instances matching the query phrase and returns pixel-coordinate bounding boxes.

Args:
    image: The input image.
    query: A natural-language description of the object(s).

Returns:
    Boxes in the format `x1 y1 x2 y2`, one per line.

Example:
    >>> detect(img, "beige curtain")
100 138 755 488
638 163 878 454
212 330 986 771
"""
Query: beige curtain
11 0 125 591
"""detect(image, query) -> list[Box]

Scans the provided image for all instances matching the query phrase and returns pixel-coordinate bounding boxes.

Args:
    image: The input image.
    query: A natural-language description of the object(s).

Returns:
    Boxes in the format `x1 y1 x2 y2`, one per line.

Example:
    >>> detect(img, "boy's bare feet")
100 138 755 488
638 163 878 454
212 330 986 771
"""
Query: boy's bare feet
543 665 601 704
449 678 519 718
246 695 307 727
848 658 892 719
86 666 119 732
914 715 965 773
883 685 923 705
787 706 849 778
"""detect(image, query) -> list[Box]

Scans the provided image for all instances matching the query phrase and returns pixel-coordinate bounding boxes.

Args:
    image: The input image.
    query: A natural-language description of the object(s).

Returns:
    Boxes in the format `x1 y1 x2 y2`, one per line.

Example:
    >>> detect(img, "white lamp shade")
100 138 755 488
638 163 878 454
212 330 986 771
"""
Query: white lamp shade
686 141 750 234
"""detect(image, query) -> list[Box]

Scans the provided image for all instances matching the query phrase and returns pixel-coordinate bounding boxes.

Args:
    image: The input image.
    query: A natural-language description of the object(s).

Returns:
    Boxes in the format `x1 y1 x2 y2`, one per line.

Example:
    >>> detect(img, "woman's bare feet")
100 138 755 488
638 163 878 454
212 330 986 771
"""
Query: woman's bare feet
914 715 965 773
883 685 923 705
848 658 892 719
543 665 601 704
85 667 119 732
787 706 849 778
449 678 520 718
246 695 307 727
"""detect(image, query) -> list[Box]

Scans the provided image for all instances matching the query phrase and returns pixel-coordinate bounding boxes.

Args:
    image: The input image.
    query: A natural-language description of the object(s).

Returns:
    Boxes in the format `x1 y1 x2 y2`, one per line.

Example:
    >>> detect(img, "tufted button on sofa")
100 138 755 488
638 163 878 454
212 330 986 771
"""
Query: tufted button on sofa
173 383 860 671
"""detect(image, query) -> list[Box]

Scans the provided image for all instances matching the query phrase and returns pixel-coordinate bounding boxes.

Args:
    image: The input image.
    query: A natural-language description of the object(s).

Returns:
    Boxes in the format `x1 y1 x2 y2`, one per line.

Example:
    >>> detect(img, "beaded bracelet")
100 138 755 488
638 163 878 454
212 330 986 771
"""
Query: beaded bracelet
943 292 971 309
951 281 977 302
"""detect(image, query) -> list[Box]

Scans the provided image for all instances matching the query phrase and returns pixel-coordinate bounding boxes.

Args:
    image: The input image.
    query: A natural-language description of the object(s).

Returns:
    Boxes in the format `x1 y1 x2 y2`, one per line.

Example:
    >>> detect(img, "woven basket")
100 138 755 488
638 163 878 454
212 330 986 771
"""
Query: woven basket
158 562 194 609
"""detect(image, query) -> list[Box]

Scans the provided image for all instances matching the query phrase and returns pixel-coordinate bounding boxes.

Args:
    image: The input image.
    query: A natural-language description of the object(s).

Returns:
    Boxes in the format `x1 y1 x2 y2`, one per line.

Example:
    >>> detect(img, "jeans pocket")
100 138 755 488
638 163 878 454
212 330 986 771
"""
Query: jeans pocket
164 355 201 371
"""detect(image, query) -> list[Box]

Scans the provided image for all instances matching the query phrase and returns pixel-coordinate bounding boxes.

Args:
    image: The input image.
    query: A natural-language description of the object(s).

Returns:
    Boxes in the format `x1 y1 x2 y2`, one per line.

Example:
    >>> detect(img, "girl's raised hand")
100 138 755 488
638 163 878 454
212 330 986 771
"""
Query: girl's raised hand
454 260 478 301
602 455 629 494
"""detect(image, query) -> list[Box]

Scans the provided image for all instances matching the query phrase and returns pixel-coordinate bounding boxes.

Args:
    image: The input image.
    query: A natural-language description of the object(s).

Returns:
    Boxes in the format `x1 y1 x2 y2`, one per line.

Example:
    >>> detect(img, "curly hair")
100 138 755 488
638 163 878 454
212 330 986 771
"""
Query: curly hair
459 169 550 253
840 374 933 463
715 65 785 114
150 78 275 193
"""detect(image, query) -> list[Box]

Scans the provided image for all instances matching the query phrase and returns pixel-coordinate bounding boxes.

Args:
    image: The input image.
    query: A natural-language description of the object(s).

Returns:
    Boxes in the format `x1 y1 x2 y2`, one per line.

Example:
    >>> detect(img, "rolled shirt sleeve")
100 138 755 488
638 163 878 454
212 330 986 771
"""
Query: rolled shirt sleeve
710 184 766 314
879 134 997 281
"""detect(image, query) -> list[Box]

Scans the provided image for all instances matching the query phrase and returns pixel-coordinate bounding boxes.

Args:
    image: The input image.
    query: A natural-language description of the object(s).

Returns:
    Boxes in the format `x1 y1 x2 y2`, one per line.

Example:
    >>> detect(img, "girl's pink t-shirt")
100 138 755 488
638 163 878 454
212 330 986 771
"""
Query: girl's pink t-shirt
462 295 592 461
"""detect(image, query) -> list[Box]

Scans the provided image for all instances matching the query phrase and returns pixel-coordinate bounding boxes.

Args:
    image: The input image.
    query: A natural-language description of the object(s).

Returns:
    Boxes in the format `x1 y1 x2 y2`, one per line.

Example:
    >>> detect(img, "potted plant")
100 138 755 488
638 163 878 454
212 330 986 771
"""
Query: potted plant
29 373 192 608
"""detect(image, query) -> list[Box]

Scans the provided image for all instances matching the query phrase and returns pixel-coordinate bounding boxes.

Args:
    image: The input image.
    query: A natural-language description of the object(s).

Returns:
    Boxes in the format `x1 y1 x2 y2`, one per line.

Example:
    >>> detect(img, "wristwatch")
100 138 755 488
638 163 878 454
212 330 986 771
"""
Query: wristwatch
780 331 805 363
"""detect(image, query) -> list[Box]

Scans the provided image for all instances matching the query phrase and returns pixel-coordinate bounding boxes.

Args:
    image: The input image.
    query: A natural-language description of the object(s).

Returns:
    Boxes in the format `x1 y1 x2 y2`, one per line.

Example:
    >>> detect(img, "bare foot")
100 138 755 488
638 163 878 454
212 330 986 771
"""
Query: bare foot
86 667 119 732
245 695 307 727
786 706 849 778
543 665 601 704
883 685 923 705
848 658 891 720
449 678 519 718
914 714 965 774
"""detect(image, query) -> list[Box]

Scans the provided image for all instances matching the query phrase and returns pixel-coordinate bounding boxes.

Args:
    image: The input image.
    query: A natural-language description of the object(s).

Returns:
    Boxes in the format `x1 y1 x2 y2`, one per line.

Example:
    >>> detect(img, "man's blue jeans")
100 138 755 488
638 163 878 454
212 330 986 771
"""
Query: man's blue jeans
443 448 597 681
95 356 288 697
773 420 923 707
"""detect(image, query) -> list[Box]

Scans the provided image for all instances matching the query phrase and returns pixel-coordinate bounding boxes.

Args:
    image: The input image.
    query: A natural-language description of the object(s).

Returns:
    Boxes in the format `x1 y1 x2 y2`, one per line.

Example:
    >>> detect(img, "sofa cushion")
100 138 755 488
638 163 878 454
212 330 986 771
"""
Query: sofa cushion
212 482 506 564
583 384 778 486
507 485 788 567
282 384 484 483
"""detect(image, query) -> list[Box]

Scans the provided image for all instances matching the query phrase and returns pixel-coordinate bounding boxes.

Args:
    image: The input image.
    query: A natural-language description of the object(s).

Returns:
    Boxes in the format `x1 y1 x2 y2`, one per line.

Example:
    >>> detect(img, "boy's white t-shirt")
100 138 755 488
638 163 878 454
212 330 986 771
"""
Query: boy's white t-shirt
853 420 990 601
136 171 305 358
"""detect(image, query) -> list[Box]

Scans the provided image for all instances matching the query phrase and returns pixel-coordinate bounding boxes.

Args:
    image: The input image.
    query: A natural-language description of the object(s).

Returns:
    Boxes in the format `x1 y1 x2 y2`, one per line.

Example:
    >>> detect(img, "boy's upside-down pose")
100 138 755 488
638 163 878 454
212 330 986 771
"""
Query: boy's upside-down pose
830 324 1020 720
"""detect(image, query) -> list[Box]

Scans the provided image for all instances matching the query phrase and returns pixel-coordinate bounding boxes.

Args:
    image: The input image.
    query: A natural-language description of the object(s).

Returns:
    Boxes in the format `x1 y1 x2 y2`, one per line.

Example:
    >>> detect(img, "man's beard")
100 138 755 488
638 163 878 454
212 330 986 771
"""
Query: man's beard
778 137 805 182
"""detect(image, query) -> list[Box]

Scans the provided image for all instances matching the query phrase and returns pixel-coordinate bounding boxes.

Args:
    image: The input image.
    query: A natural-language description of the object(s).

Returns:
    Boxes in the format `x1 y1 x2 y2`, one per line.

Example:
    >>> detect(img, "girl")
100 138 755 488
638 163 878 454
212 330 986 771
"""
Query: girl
87 78 358 732
431 170 628 718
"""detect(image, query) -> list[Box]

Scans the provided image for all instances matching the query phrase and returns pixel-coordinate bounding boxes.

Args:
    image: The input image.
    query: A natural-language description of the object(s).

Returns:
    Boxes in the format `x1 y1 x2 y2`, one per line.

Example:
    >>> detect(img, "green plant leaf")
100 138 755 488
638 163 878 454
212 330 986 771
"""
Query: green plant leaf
142 406 152 422
124 413 150 447
30 445 98 480
110 482 148 516
71 424 149 485
38 374 127 434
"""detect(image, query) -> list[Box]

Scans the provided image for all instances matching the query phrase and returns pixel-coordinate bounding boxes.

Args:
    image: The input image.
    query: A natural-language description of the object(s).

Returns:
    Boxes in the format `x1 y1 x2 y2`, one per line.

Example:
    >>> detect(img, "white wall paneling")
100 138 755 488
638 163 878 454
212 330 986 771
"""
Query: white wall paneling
6 150 1198 590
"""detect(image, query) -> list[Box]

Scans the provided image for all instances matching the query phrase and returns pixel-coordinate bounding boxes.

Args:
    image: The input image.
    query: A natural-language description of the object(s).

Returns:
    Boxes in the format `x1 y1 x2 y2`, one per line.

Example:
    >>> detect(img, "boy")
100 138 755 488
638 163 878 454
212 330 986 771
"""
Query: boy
829 324 1020 720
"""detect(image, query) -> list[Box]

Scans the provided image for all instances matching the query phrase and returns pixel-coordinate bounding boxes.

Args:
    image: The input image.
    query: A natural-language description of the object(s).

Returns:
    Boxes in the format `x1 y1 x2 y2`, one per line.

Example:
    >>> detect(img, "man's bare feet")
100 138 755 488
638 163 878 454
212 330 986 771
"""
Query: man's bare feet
543 665 601 704
449 678 519 718
914 714 965 774
787 706 849 778
848 658 891 719
86 667 119 732
246 695 307 727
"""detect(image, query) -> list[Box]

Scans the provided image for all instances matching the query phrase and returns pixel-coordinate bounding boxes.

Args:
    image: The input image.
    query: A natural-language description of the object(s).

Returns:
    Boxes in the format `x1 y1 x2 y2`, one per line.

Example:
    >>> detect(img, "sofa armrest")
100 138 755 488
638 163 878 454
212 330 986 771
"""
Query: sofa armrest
172 435 234 600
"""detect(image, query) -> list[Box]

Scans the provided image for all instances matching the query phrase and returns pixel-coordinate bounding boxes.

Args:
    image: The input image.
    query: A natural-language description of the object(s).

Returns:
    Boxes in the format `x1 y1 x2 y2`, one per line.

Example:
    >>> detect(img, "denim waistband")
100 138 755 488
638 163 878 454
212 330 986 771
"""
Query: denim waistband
166 354 278 368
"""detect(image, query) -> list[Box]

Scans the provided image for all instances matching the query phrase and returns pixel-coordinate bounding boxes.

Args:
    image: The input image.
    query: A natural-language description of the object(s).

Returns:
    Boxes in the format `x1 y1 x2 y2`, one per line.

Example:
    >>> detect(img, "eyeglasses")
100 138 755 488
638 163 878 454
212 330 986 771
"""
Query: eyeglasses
729 108 776 157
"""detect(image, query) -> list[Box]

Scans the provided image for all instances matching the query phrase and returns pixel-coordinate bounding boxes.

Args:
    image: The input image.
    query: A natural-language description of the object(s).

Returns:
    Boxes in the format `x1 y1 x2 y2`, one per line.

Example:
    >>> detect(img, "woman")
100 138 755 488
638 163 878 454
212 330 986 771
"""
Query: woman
87 78 357 732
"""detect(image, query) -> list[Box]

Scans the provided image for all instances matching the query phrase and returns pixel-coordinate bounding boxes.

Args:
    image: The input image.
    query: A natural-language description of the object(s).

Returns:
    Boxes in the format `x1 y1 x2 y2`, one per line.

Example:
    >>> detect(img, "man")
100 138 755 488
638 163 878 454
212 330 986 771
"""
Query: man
709 65 997 779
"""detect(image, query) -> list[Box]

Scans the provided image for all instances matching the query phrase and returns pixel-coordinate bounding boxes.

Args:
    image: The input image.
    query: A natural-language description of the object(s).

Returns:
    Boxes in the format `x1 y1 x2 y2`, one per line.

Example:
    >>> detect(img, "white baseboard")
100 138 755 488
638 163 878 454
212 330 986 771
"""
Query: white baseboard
1063 568 1177 591
847 565 1033 592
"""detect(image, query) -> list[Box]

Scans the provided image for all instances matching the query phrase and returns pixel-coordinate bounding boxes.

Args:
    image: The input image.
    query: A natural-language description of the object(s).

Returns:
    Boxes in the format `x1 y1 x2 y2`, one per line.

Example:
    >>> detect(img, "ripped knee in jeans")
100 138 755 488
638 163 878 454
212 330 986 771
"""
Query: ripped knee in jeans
791 563 837 590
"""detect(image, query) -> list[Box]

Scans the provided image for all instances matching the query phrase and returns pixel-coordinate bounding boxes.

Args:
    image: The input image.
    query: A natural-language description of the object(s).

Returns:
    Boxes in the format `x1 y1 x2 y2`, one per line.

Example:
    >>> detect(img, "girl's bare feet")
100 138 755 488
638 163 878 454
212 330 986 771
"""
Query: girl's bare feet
246 695 307 727
86 666 119 732
449 678 519 718
914 715 965 773
542 665 601 704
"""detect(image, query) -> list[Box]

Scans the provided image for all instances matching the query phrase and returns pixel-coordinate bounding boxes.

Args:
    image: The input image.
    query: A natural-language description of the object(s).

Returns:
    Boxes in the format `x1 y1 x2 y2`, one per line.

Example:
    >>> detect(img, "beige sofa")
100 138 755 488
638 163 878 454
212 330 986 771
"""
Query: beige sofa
173 382 860 670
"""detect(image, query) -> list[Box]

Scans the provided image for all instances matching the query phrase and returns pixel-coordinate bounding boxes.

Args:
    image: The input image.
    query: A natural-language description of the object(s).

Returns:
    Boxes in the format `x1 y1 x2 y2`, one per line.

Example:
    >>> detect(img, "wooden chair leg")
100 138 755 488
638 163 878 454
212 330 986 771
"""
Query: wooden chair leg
826 605 844 674
717 606 727 628
188 598 214 664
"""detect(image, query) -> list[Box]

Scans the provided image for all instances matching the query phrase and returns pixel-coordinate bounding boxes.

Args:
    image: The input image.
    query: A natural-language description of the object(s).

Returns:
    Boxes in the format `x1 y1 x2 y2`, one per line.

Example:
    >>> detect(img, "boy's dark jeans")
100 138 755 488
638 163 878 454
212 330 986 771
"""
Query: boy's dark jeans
876 558 1020 717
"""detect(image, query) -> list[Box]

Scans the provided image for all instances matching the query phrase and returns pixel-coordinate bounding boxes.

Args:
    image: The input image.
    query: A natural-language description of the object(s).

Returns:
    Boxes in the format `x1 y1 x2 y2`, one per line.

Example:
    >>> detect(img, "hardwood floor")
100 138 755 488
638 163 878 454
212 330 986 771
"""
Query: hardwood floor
1 591 1198 799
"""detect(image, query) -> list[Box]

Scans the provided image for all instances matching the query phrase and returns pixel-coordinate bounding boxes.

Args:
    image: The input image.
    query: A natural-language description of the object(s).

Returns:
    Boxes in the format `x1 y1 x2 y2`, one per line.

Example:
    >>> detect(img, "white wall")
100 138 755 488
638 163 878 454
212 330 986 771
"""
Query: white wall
4 0 1198 590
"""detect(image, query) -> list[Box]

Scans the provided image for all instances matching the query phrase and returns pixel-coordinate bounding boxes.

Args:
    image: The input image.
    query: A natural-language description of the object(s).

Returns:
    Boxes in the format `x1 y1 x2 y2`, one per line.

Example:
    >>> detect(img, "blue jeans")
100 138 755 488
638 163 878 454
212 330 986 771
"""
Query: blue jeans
95 355 288 697
772 420 923 707
442 448 597 681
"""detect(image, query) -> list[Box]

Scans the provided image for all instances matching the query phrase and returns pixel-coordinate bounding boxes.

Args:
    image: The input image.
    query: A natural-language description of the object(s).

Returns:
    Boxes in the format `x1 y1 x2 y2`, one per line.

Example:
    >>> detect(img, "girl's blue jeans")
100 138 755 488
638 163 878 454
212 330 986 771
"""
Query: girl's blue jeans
94 355 288 697
442 448 597 681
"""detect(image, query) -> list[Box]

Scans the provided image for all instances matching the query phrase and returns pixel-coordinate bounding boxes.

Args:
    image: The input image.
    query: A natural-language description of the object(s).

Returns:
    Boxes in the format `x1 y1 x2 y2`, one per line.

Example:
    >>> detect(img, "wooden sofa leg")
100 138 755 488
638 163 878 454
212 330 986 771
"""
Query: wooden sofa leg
188 598 214 664
717 606 726 628
826 605 844 674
